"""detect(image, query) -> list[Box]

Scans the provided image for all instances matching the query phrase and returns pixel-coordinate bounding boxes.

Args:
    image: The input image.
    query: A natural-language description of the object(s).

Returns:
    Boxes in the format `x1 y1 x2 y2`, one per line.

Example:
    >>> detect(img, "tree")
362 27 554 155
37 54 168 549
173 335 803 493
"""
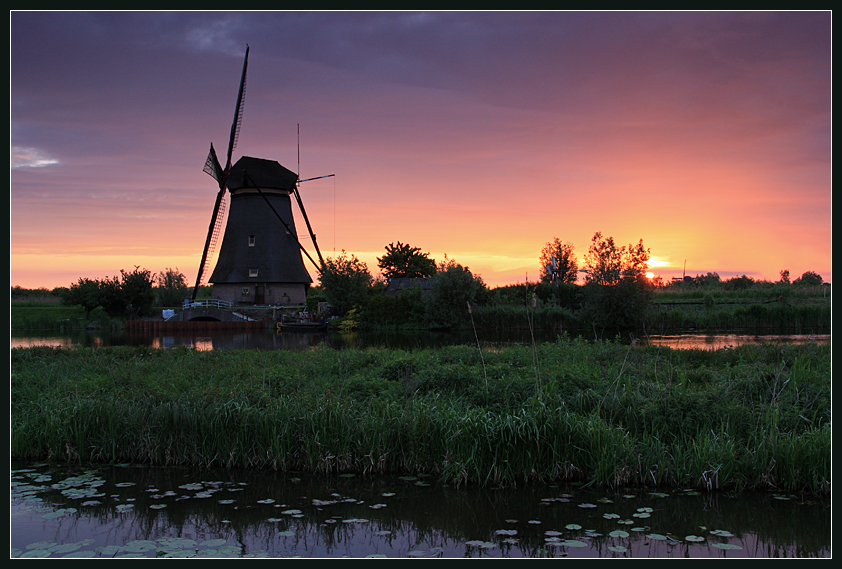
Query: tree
376 241 437 280
318 251 373 315
425 256 485 330
539 238 578 284
793 270 823 286
156 267 189 307
583 231 650 285
61 277 103 318
60 267 157 319
113 267 157 318
779 269 791 284
581 232 652 335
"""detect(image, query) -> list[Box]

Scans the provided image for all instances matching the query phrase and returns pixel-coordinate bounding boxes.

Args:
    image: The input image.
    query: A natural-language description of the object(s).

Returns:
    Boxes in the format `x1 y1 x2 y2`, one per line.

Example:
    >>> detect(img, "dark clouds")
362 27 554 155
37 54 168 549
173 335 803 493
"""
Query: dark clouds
10 11 832 287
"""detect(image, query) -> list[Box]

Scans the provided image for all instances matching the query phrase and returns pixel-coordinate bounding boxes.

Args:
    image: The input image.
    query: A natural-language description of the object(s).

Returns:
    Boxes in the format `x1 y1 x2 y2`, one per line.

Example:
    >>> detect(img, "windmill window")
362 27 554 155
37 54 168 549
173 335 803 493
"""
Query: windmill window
249 268 259 278
248 235 255 247
242 287 250 296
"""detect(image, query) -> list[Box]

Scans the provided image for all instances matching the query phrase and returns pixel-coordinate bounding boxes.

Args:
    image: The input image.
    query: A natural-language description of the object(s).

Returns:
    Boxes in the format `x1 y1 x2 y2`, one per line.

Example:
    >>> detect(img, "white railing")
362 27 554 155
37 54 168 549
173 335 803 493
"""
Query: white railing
183 298 233 310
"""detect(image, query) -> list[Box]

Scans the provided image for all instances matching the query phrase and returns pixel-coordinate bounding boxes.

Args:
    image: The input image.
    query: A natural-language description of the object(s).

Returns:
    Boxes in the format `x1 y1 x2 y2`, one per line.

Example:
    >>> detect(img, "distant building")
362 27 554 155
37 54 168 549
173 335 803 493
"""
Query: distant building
384 277 434 298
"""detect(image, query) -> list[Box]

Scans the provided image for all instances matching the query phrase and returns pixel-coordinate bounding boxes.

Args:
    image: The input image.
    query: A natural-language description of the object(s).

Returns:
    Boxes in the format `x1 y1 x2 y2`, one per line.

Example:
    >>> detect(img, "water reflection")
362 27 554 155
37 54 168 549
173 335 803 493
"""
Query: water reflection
10 461 830 558
10 328 831 352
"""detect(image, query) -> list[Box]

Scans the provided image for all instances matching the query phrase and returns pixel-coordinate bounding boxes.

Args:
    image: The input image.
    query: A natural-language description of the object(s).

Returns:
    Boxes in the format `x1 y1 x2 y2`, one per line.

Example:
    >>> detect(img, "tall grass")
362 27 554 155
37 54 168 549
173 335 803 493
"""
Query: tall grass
10 339 830 493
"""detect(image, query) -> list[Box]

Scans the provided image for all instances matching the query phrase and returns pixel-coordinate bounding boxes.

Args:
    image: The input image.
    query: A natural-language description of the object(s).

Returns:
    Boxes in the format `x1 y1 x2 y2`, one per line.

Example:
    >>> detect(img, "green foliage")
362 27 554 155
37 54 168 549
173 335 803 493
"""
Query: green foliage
59 267 157 319
793 270 823 286
581 277 653 335
377 241 437 280
425 258 486 329
539 237 578 284
155 267 188 307
10 340 830 492
578 232 653 334
363 287 426 327
583 231 650 286
318 251 373 315
62 278 104 318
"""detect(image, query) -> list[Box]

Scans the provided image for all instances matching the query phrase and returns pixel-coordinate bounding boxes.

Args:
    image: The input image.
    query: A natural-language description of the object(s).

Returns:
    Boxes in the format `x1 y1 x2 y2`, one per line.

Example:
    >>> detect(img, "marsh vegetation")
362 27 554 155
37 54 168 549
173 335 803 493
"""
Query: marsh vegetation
11 338 830 494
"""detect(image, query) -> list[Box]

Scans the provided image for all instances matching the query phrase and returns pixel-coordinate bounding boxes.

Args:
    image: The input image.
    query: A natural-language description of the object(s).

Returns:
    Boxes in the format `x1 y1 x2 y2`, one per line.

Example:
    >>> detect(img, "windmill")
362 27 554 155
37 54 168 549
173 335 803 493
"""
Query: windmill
192 46 326 307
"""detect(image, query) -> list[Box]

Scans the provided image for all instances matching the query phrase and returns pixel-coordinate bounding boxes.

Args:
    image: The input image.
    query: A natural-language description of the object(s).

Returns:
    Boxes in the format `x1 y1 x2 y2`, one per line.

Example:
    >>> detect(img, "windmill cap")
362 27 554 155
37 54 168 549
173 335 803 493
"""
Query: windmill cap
227 156 298 192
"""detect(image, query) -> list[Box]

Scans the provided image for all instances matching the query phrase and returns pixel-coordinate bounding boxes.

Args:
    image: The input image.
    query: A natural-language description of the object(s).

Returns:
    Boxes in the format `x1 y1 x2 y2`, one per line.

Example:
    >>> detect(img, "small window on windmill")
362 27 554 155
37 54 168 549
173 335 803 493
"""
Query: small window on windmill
242 287 250 296
249 268 259 278
248 235 255 247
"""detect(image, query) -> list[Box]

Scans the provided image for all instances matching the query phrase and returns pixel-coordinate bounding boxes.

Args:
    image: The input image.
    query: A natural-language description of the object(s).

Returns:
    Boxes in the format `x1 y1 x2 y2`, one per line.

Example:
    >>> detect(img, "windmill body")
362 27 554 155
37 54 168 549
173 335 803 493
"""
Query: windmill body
192 46 323 308
208 156 313 306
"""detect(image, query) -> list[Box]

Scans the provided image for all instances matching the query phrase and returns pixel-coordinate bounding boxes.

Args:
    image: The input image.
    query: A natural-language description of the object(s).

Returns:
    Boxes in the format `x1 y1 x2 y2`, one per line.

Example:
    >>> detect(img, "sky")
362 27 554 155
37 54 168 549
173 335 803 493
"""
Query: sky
10 11 832 290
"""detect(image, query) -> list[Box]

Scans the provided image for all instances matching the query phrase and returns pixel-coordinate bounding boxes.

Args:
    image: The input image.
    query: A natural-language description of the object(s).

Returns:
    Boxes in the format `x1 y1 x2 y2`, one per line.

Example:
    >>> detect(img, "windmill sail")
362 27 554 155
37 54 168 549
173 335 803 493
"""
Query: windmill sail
203 143 223 183
192 46 249 301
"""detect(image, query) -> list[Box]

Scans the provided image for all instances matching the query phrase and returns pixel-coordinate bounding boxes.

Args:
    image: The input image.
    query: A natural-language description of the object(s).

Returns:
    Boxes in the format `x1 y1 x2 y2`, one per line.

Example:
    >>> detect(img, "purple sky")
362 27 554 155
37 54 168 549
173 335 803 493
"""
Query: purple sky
10 11 832 289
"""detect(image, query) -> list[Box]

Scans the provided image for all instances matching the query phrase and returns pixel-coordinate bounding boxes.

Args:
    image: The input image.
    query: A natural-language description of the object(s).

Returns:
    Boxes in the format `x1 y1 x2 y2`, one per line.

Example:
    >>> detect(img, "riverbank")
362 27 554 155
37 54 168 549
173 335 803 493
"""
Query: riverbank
10 338 830 494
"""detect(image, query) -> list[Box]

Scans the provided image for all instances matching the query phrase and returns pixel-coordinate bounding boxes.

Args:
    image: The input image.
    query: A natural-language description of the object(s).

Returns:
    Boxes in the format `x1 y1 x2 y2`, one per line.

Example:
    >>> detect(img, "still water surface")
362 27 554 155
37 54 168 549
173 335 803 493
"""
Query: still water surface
11 461 830 558
9 328 831 352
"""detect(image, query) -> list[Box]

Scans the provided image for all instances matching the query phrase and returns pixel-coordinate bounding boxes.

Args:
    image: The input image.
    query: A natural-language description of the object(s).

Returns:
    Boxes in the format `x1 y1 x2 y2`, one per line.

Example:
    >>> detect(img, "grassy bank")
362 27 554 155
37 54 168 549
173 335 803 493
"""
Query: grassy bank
10 338 830 494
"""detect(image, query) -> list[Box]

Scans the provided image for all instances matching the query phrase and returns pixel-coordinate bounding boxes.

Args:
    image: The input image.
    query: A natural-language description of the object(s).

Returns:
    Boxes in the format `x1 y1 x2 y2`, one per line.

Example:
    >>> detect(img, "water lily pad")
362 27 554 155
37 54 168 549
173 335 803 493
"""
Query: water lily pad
149 504 167 509
603 513 620 519
201 539 228 547
712 543 743 550
495 529 517 536
96 545 122 556
20 549 51 558
577 503 597 508
465 540 497 549
158 537 197 549
49 542 83 553
407 550 427 557
647 533 668 540
122 540 157 552
43 508 77 519
62 550 97 558
609 530 629 538
710 529 733 537
608 545 627 552
561 539 588 547
277 531 295 537
565 524 582 530
685 535 705 542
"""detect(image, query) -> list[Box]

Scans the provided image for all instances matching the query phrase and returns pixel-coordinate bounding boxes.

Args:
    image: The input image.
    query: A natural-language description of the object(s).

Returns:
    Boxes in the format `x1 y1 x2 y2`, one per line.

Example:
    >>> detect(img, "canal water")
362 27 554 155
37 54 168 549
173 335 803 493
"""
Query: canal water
10 461 831 558
8 328 831 352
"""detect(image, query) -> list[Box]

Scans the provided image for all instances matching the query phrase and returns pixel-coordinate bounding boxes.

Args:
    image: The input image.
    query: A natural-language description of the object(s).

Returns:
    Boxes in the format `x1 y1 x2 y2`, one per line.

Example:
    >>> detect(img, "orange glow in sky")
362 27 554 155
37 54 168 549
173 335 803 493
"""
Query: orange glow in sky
10 12 831 290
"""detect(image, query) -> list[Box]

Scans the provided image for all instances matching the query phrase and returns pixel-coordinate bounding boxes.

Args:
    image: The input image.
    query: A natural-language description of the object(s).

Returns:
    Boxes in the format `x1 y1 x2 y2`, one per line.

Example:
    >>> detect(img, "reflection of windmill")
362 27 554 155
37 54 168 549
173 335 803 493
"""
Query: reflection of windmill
192 46 327 306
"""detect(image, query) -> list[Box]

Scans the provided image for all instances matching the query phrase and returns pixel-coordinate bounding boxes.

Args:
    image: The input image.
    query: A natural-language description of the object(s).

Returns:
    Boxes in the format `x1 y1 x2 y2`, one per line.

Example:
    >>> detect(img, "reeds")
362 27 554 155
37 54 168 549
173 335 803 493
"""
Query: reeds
10 340 830 493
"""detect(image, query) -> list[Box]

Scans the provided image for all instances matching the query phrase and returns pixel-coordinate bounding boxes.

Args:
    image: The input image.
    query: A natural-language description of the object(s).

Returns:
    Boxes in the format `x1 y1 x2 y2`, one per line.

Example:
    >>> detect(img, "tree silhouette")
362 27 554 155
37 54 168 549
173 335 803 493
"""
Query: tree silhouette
539 238 578 284
377 241 437 280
